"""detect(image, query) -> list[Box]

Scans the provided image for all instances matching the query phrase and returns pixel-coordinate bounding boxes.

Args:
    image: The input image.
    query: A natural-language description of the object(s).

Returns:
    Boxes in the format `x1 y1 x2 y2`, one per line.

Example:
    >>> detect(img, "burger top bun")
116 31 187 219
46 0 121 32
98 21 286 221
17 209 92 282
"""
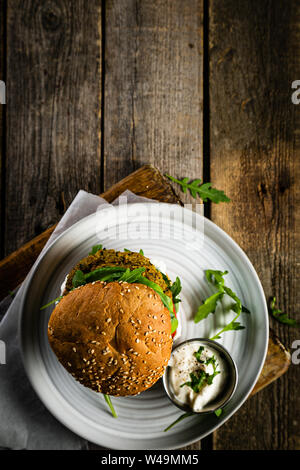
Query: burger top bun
48 280 173 396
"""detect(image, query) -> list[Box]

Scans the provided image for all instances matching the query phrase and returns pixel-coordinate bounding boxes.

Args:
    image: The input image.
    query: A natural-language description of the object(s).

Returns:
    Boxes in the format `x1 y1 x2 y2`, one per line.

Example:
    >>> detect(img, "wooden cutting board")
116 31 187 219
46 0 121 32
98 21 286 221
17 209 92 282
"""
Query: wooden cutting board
0 164 290 394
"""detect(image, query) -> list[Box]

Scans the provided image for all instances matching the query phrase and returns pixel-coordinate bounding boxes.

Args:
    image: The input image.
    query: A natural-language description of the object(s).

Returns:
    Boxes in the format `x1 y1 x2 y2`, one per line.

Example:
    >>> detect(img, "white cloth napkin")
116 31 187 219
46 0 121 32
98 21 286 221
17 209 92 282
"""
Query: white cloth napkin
0 189 156 450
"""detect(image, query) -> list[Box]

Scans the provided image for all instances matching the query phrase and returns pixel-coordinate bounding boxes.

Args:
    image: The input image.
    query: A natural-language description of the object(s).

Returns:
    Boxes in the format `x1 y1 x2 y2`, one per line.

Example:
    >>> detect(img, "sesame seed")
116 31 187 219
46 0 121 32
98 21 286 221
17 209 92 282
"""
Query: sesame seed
106 318 112 323
67 362 72 367
135 338 140 343
72 347 77 353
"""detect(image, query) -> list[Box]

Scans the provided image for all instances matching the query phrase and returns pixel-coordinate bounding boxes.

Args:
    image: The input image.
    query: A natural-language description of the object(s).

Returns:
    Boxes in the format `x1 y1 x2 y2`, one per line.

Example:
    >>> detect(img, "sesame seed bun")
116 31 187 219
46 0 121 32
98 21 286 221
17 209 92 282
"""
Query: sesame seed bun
48 281 173 396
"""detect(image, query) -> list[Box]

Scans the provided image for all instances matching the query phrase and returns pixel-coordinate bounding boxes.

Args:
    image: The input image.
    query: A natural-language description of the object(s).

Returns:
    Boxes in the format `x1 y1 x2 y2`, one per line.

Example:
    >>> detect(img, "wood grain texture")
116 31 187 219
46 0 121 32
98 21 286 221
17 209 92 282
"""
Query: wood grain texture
5 0 102 256
209 0 300 449
104 0 203 205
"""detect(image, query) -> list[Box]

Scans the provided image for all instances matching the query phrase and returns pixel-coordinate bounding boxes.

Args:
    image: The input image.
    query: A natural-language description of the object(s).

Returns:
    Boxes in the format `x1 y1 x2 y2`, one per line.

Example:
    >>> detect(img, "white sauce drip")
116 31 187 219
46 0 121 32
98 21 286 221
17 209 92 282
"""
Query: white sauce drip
168 342 227 412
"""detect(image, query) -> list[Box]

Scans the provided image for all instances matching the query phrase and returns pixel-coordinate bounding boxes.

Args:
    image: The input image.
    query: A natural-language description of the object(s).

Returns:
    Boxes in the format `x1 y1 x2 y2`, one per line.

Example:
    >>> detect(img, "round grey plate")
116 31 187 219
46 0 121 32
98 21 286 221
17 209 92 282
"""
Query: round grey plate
20 203 268 449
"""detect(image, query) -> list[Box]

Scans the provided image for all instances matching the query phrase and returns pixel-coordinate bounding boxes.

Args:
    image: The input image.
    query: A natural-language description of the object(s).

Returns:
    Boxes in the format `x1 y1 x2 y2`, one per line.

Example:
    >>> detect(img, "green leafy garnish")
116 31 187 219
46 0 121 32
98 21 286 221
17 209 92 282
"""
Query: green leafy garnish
194 269 250 340
215 408 223 417
194 291 223 322
194 346 205 363
103 394 117 418
89 244 103 255
170 276 182 302
72 270 87 288
124 248 144 255
119 267 146 283
270 297 299 327
180 354 220 392
165 175 230 203
40 296 63 310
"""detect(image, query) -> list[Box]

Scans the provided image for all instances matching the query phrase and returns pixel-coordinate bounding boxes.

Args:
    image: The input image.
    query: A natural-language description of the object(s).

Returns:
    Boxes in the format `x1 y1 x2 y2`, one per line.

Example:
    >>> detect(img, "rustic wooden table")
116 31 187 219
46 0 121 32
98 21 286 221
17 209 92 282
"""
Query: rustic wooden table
0 0 299 450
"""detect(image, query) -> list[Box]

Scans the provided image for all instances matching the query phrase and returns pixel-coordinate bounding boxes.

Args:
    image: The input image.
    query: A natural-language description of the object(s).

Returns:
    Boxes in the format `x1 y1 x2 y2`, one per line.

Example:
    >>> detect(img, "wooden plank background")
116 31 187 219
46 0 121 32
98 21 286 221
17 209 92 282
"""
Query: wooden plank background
0 0 299 450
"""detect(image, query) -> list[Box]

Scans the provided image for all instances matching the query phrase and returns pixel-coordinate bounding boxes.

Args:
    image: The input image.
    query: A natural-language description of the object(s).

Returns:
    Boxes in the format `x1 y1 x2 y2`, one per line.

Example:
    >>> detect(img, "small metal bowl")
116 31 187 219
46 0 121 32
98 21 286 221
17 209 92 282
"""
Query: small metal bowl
163 338 238 414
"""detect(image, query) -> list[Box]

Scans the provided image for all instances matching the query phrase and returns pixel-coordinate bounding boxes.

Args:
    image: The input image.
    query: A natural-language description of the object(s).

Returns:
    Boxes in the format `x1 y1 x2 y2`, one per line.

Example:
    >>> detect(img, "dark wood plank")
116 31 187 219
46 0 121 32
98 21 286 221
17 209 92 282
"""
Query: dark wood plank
104 0 203 206
5 0 102 256
209 0 300 450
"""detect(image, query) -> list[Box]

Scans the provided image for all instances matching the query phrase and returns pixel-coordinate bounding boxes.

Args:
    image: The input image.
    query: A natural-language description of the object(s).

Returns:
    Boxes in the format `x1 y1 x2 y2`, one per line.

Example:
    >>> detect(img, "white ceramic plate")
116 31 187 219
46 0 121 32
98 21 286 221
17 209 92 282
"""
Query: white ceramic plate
20 203 268 449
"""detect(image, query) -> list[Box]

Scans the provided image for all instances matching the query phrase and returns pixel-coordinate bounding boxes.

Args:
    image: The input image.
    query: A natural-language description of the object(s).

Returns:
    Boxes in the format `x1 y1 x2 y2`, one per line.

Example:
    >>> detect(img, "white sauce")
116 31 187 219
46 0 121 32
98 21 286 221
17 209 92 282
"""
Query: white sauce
168 342 227 412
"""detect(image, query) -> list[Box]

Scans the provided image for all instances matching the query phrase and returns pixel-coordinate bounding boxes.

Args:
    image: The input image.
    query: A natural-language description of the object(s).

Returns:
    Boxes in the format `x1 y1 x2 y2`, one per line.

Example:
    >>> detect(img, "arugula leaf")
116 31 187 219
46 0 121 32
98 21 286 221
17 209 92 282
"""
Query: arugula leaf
69 266 176 328
165 175 230 203
205 270 228 286
181 371 208 393
119 267 146 282
40 296 63 310
180 354 220 392
84 267 126 283
170 276 182 300
123 248 144 255
194 269 250 340
103 394 117 418
194 291 223 323
89 244 103 255
164 412 194 432
72 270 87 288
170 316 178 334
194 346 205 363
270 297 299 327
